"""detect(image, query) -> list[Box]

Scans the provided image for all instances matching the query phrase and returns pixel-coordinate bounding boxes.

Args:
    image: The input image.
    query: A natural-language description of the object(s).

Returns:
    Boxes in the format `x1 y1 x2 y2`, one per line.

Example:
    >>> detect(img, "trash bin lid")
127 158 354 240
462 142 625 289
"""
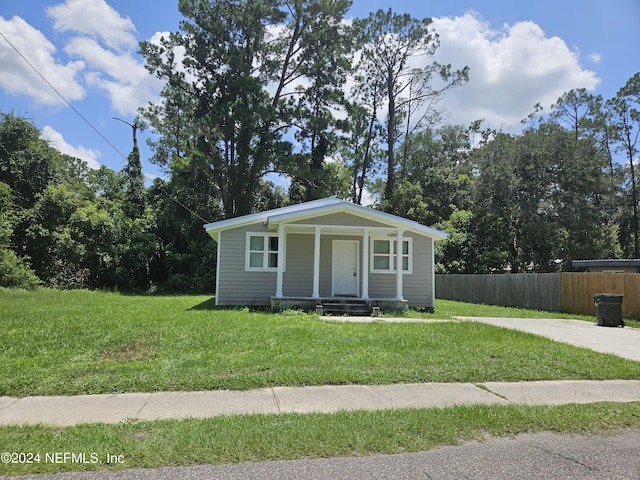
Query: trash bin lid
593 293 624 301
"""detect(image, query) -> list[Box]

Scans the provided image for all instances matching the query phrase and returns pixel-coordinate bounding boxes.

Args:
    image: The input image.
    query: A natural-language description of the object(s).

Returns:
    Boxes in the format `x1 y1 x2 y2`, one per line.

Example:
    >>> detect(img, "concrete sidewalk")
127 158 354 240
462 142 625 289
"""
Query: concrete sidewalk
1 379 640 427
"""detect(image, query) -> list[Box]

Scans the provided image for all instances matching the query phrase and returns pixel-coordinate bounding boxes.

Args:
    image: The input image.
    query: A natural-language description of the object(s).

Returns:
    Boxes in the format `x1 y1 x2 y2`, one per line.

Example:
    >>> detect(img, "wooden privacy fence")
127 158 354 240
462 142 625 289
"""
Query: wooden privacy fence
436 272 640 318
435 273 562 313
561 272 640 318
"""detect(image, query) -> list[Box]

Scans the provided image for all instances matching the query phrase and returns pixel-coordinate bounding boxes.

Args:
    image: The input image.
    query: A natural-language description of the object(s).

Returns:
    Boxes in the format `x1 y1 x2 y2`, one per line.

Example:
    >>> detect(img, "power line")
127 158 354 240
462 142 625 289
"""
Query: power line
0 29 128 161
0 28 211 224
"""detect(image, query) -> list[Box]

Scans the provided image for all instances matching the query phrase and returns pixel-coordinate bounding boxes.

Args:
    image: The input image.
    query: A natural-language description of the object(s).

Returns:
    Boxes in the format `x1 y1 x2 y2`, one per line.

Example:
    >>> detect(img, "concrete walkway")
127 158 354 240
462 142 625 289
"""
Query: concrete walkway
1 316 639 427
1 380 640 427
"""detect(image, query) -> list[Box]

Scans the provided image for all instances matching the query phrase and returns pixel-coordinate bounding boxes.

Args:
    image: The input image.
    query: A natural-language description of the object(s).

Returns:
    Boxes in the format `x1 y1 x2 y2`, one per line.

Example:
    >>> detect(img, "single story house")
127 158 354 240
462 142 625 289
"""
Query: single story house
572 259 640 273
203 197 448 311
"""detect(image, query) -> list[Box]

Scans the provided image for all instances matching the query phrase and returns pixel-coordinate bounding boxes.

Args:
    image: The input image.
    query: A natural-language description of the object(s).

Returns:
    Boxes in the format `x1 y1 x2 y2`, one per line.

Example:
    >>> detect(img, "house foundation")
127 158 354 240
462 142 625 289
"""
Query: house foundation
270 296 409 314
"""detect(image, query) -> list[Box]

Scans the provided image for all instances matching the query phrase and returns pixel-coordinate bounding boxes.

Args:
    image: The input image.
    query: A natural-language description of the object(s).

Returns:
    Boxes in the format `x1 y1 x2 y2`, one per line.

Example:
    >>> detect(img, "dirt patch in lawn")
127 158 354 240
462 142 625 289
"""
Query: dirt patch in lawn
101 339 153 362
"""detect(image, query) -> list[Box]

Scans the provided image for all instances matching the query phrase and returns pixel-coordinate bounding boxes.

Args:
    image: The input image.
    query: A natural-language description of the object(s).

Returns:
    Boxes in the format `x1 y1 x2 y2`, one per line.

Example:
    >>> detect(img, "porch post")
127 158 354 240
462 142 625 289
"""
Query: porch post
361 228 369 299
396 229 404 301
430 237 436 309
312 226 321 298
276 224 285 298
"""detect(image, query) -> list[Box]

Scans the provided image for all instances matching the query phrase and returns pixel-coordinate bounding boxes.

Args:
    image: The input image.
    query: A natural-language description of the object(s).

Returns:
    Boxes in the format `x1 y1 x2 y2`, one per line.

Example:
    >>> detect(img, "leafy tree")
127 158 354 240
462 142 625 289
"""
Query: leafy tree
23 184 88 287
0 113 157 291
339 100 383 204
286 0 353 201
468 132 519 272
0 181 40 289
434 209 475 273
550 88 596 141
392 125 473 225
353 9 468 203
116 117 147 219
140 0 354 217
469 122 617 272
607 73 640 257
147 157 221 293
0 113 62 209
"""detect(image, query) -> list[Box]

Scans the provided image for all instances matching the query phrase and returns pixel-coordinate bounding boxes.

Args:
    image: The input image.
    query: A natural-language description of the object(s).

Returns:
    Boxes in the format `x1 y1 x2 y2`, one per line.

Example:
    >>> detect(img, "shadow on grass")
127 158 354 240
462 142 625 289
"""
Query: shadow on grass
189 298 218 310
188 298 275 313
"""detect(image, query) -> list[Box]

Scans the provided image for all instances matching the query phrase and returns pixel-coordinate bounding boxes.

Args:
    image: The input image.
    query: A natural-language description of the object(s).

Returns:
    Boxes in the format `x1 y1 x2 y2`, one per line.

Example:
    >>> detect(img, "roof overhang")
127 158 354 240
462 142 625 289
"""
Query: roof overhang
572 259 640 268
203 197 448 242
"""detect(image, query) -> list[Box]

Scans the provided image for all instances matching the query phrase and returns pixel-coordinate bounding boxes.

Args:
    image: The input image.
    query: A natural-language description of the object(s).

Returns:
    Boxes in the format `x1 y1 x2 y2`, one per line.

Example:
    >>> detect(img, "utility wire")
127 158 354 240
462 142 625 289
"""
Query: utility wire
0 28 211 224
0 29 128 160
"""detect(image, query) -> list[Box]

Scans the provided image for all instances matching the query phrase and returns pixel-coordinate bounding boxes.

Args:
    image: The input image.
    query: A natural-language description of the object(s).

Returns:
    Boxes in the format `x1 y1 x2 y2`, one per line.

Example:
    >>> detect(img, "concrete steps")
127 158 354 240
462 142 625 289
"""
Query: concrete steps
319 299 375 316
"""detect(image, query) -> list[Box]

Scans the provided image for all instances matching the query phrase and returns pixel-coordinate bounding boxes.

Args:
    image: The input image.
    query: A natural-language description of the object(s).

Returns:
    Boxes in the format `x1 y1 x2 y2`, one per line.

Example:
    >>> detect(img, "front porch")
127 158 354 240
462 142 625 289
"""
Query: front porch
270 296 409 314
272 223 410 304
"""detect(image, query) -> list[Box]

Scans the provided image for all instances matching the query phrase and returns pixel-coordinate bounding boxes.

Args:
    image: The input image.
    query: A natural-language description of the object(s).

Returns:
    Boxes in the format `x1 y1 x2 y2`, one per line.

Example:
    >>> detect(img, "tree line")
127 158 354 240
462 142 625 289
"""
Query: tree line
1 0 638 291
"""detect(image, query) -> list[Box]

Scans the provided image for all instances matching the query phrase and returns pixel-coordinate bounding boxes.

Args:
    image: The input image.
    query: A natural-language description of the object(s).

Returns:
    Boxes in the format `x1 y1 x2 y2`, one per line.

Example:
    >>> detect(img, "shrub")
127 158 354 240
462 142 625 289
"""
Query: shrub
0 249 41 290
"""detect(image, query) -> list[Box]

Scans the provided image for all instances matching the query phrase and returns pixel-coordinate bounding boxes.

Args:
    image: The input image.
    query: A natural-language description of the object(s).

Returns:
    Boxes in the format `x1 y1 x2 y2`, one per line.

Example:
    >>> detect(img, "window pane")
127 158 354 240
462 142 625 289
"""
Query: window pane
249 252 263 268
373 240 389 254
402 256 409 271
402 240 409 255
269 236 278 252
249 236 264 251
374 256 389 270
268 252 278 268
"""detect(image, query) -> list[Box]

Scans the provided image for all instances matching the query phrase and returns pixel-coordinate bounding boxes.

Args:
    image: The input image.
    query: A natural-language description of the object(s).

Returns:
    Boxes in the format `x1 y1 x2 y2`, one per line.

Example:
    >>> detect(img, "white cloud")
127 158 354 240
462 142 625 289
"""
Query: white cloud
65 37 139 82
41 125 102 169
589 52 603 64
428 12 601 131
0 15 85 106
85 71 160 115
0 2 159 116
46 0 137 51
40 0 161 115
65 36 162 115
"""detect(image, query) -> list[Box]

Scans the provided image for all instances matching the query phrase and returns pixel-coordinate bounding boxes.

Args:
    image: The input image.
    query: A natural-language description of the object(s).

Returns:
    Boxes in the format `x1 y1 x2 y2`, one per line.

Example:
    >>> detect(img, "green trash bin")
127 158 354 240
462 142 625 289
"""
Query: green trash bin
593 294 624 327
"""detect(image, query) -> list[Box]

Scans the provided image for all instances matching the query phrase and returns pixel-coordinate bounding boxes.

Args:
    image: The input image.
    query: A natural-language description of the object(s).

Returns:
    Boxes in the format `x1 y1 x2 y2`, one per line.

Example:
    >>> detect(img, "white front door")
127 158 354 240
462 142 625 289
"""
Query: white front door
332 240 359 296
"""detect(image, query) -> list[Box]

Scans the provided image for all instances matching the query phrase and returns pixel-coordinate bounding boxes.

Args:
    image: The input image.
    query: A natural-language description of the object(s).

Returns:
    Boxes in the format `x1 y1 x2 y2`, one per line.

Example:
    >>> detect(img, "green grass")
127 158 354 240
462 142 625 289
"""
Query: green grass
1 289 639 397
1 402 640 475
399 299 596 321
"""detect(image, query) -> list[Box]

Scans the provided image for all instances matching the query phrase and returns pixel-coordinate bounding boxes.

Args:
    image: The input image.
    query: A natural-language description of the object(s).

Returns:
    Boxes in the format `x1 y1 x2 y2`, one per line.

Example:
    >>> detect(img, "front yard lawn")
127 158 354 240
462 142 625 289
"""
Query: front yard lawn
2 289 639 396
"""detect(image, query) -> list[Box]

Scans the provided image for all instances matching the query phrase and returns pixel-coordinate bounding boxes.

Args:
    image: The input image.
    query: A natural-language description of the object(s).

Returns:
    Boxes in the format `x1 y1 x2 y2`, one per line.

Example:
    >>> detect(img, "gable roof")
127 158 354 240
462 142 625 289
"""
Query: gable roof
203 197 448 241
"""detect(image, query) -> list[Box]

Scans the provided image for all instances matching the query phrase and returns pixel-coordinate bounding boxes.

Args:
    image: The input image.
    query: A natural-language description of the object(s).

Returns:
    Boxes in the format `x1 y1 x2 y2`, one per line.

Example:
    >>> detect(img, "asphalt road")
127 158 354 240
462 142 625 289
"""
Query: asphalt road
12 431 640 480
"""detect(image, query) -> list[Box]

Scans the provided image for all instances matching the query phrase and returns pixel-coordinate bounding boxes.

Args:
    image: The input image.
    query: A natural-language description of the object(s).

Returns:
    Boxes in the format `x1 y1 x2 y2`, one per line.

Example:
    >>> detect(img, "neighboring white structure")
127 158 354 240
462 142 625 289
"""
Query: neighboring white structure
204 197 448 310
572 259 640 273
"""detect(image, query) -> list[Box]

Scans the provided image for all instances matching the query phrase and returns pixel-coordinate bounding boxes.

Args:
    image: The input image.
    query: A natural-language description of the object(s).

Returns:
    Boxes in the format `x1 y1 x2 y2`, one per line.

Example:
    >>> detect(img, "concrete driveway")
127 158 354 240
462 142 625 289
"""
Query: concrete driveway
455 317 640 362
324 315 640 362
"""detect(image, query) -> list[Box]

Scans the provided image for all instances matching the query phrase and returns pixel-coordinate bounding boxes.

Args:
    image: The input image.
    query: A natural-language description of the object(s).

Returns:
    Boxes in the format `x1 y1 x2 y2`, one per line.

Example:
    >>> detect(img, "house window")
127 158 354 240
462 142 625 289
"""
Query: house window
371 238 412 273
246 233 279 271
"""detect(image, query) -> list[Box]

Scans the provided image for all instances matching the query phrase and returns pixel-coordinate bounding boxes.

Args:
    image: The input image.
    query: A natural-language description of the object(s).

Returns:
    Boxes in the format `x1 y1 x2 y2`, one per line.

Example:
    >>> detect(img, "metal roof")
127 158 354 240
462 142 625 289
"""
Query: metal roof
203 197 448 242
572 259 640 268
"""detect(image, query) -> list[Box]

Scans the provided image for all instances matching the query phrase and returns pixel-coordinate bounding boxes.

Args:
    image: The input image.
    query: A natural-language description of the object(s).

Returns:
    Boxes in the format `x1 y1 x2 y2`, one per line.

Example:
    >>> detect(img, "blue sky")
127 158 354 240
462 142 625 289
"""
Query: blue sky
1 0 638 181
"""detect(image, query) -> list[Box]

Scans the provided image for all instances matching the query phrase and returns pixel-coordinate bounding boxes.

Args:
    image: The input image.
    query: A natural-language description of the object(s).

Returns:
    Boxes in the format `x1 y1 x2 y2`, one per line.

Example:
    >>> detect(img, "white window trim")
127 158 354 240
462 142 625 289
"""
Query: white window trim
370 237 412 274
245 232 281 271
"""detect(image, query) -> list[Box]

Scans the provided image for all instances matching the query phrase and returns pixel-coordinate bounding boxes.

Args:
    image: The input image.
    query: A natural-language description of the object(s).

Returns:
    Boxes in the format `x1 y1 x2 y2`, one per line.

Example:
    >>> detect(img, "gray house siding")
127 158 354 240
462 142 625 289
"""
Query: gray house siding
217 222 276 306
281 234 314 296
216 219 434 308
367 233 433 307
297 212 390 228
